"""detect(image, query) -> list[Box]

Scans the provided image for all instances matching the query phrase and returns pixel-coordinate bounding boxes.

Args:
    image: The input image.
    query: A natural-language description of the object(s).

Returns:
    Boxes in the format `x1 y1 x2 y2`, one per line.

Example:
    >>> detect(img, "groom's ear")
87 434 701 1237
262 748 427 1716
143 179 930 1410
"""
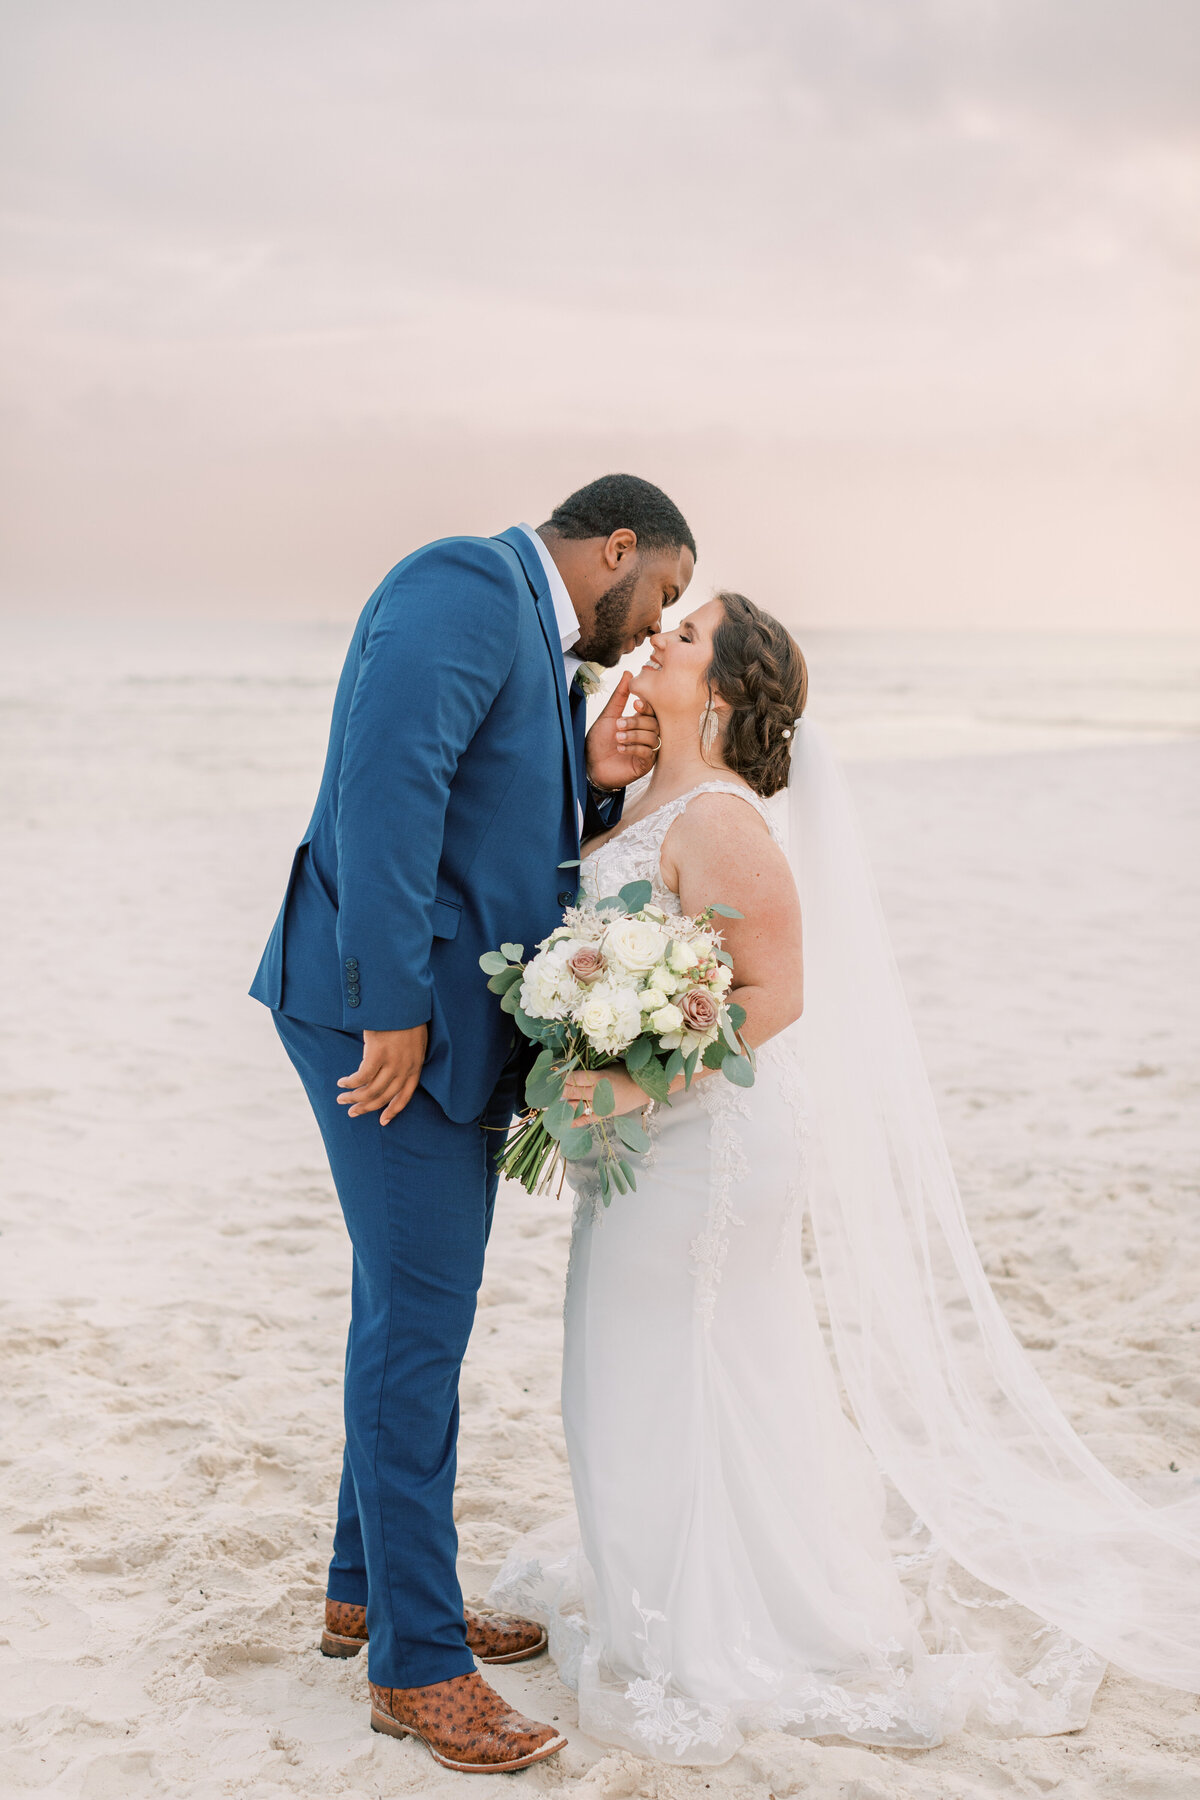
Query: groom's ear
603 529 638 570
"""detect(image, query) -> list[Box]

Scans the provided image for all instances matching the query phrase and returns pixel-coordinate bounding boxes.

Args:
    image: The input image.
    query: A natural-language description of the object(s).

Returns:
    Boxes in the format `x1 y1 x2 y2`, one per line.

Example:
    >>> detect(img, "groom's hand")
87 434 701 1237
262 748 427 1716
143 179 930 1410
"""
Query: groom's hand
337 1024 428 1126
585 671 660 793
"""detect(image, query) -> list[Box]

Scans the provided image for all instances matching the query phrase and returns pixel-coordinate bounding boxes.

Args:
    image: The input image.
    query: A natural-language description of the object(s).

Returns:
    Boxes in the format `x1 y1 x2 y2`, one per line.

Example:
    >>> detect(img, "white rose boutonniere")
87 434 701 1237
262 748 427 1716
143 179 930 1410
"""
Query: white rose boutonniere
574 661 605 699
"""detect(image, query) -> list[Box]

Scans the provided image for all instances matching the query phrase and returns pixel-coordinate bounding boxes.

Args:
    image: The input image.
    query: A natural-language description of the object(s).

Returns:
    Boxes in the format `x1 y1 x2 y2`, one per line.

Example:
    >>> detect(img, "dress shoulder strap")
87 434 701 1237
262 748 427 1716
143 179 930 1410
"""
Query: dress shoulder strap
667 781 779 842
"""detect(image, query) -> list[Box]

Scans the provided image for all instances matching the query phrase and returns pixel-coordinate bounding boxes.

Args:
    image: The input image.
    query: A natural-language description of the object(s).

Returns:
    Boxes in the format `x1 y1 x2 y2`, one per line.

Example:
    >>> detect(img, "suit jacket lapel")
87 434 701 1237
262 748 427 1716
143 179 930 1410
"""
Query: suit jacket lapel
495 527 582 840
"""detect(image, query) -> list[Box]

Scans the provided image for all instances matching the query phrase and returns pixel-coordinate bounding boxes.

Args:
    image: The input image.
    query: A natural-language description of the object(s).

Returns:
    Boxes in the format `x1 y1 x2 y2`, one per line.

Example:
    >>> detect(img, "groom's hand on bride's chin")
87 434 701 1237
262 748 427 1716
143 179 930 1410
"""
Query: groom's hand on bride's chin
337 1025 428 1126
586 671 661 792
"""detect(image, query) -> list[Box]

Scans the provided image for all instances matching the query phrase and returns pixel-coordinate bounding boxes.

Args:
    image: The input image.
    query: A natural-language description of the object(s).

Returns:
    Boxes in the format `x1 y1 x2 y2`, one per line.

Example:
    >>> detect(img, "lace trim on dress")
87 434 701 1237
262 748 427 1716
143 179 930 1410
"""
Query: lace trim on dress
490 1543 1106 1758
691 1079 750 1327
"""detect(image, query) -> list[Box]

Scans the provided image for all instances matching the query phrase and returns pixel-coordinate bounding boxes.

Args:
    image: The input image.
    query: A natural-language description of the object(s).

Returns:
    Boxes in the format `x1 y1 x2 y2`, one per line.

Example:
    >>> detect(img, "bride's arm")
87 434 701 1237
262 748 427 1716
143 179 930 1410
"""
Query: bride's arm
568 793 803 1118
663 793 804 1074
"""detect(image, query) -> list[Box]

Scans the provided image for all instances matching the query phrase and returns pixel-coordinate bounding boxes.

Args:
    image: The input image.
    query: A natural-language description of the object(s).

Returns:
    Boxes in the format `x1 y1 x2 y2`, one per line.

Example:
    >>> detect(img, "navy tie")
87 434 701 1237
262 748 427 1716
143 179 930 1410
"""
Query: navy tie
569 676 588 813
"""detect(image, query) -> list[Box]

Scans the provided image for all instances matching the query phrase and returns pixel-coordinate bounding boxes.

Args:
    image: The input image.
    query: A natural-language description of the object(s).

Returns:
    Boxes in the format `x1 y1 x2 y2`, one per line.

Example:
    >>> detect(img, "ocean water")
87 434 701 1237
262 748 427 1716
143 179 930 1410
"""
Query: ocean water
1 620 1197 831
798 630 1200 761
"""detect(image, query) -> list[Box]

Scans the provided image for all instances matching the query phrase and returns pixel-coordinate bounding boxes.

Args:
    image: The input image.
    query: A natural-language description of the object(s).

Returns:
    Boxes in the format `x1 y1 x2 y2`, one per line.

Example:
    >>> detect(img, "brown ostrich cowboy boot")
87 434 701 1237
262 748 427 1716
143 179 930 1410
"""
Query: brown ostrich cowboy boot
321 1599 369 1657
320 1598 548 1664
368 1670 566 1772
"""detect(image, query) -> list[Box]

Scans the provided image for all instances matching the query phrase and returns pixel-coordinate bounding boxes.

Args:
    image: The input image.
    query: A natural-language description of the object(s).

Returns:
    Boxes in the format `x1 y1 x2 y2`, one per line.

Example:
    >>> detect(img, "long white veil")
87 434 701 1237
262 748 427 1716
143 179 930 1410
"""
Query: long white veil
788 721 1200 1692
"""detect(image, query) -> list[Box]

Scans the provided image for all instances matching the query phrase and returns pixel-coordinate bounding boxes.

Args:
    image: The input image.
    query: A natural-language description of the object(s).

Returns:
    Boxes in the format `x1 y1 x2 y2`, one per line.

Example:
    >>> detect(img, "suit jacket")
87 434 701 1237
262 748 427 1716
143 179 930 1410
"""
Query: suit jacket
249 526 623 1123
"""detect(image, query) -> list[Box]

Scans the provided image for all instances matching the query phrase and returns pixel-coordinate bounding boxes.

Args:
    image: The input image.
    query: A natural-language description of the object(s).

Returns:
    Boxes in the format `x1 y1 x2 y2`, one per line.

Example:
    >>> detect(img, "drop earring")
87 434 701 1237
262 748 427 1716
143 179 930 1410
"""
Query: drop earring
699 700 720 756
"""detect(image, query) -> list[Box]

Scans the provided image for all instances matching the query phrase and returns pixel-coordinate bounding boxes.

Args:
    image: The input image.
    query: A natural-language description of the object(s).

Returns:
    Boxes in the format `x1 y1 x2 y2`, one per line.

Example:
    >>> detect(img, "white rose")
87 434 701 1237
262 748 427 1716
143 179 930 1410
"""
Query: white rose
579 995 616 1039
605 917 669 974
576 980 642 1055
712 963 734 992
667 938 698 974
649 1003 684 1035
640 987 668 1012
605 984 644 1052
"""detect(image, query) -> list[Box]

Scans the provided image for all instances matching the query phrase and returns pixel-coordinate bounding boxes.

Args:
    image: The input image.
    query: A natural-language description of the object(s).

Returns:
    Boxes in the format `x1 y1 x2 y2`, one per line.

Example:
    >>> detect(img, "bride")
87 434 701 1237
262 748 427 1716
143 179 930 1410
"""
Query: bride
490 591 1200 1764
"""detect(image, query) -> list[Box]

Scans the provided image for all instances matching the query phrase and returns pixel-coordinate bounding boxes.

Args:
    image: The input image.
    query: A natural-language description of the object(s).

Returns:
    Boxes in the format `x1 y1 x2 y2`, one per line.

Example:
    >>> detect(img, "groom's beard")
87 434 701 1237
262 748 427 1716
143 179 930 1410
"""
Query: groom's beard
574 565 640 667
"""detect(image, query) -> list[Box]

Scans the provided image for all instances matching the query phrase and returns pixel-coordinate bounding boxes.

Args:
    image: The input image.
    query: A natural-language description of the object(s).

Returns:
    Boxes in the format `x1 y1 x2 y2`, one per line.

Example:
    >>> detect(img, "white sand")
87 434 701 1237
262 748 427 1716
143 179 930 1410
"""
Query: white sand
2 625 1198 1799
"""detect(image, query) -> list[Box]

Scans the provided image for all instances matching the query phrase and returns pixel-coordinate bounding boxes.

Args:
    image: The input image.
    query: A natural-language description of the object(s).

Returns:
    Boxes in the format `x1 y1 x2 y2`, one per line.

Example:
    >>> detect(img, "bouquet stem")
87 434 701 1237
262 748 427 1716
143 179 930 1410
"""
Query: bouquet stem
495 1111 562 1194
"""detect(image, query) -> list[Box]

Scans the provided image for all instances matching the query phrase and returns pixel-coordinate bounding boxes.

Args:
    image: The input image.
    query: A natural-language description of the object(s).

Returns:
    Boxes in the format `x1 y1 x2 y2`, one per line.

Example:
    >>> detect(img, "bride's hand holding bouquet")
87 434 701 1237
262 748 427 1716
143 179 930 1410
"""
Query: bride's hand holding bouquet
479 879 754 1201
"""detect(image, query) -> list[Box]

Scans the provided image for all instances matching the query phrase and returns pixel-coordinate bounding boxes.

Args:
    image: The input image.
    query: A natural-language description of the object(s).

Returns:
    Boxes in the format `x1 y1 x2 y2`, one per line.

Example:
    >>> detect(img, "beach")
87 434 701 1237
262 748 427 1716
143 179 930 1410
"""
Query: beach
1 620 1198 1800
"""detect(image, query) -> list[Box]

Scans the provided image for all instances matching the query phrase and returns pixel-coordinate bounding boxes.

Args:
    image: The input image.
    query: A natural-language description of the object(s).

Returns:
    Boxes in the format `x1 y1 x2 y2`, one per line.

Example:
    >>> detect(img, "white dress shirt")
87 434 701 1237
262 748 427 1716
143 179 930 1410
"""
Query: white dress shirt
518 523 583 691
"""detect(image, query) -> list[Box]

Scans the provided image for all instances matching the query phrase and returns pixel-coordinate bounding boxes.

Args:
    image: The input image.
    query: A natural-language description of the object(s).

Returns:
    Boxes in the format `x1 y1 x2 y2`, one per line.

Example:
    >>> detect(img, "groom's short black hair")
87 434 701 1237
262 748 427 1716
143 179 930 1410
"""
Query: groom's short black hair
542 474 696 560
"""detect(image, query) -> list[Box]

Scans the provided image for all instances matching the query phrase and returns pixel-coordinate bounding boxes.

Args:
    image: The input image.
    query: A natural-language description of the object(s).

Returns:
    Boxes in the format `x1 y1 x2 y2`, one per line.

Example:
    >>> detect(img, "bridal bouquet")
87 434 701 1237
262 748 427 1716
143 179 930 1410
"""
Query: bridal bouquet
479 878 754 1200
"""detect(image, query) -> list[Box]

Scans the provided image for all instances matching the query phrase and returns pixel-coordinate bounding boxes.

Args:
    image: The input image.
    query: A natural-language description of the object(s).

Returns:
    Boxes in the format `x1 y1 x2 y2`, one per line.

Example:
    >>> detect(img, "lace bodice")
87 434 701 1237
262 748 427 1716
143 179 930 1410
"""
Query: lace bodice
580 781 779 914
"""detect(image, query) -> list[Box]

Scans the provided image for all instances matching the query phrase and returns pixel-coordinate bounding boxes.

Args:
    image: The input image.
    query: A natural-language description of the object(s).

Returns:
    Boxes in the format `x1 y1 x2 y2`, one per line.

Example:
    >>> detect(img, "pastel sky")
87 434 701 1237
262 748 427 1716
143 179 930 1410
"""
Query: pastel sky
3 0 1198 627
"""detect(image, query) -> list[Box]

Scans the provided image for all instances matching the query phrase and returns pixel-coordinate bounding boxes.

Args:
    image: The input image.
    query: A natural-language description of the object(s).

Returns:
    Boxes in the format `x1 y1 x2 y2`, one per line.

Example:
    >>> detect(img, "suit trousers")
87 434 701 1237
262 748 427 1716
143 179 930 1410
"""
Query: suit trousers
272 1011 522 1688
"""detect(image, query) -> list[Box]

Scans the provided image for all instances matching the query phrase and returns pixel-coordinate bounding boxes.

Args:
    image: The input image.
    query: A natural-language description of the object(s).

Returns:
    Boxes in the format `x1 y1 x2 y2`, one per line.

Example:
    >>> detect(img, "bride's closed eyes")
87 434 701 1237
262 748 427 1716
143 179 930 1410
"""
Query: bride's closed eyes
632 599 725 711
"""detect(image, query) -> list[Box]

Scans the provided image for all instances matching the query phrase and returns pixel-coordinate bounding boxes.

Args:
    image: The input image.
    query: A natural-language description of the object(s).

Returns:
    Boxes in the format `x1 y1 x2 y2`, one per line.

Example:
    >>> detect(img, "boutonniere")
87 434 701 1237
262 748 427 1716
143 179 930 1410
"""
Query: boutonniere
574 661 605 699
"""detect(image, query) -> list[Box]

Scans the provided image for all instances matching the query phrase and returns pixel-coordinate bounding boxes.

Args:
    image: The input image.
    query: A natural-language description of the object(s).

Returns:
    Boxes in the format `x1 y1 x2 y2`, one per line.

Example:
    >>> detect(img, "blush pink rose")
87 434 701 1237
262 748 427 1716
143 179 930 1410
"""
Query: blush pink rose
566 945 607 985
678 987 720 1033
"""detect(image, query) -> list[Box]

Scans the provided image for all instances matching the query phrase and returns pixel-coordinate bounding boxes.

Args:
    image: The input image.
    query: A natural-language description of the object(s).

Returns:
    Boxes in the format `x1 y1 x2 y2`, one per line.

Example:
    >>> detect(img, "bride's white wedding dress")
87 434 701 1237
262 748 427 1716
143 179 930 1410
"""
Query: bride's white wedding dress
490 741 1200 1765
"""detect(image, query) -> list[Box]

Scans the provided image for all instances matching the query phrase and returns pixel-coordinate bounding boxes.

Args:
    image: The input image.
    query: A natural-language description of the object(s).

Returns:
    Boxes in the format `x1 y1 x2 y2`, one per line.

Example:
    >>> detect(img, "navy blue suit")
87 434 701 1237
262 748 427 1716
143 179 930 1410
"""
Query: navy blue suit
250 527 621 1688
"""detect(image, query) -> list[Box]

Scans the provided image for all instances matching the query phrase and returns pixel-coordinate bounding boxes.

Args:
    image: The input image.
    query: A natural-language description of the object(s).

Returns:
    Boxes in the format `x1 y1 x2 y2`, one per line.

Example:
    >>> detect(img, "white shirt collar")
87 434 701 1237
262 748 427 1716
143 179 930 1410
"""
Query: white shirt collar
518 523 581 659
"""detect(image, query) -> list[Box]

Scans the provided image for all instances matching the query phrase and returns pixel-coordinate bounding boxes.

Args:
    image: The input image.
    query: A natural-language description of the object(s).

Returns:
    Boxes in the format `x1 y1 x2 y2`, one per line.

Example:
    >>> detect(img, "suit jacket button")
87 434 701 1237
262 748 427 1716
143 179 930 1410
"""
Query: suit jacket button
347 995 361 1008
557 889 574 907
345 958 358 971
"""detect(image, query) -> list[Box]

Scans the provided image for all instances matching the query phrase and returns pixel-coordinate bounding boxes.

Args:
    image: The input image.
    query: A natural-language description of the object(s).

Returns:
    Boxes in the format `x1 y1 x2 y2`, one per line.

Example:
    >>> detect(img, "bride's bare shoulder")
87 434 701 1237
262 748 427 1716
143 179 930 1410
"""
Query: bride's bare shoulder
660 786 779 881
671 784 771 837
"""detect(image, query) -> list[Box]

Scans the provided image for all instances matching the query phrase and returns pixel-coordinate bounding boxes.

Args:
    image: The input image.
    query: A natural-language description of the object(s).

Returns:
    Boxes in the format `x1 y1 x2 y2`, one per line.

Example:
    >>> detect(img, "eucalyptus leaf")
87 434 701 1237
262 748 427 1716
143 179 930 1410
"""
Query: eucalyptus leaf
630 1056 671 1105
479 951 509 975
683 1047 700 1089
600 1164 610 1203
514 1007 544 1040
625 1037 653 1072
543 1098 576 1140
609 1159 628 1195
592 1078 615 1118
500 985 521 1014
710 902 745 919
614 1114 651 1154
721 1015 743 1057
557 859 581 869
713 949 733 967
702 1040 727 1071
487 965 524 995
558 1126 595 1161
618 1158 637 1193
664 1047 684 1081
618 879 653 911
500 942 524 963
724 1053 756 1088
595 894 625 912
726 1001 747 1031
525 1050 562 1109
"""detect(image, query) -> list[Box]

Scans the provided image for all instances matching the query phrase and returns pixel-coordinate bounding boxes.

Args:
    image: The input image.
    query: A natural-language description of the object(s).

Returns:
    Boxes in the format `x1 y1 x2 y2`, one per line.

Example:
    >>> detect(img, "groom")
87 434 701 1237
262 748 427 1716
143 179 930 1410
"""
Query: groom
250 474 695 1771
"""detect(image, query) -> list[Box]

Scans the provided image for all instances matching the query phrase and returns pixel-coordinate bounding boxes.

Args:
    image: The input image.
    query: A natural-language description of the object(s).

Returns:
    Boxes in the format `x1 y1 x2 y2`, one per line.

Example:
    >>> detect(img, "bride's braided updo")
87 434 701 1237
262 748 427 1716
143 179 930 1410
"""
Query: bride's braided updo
705 592 808 798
